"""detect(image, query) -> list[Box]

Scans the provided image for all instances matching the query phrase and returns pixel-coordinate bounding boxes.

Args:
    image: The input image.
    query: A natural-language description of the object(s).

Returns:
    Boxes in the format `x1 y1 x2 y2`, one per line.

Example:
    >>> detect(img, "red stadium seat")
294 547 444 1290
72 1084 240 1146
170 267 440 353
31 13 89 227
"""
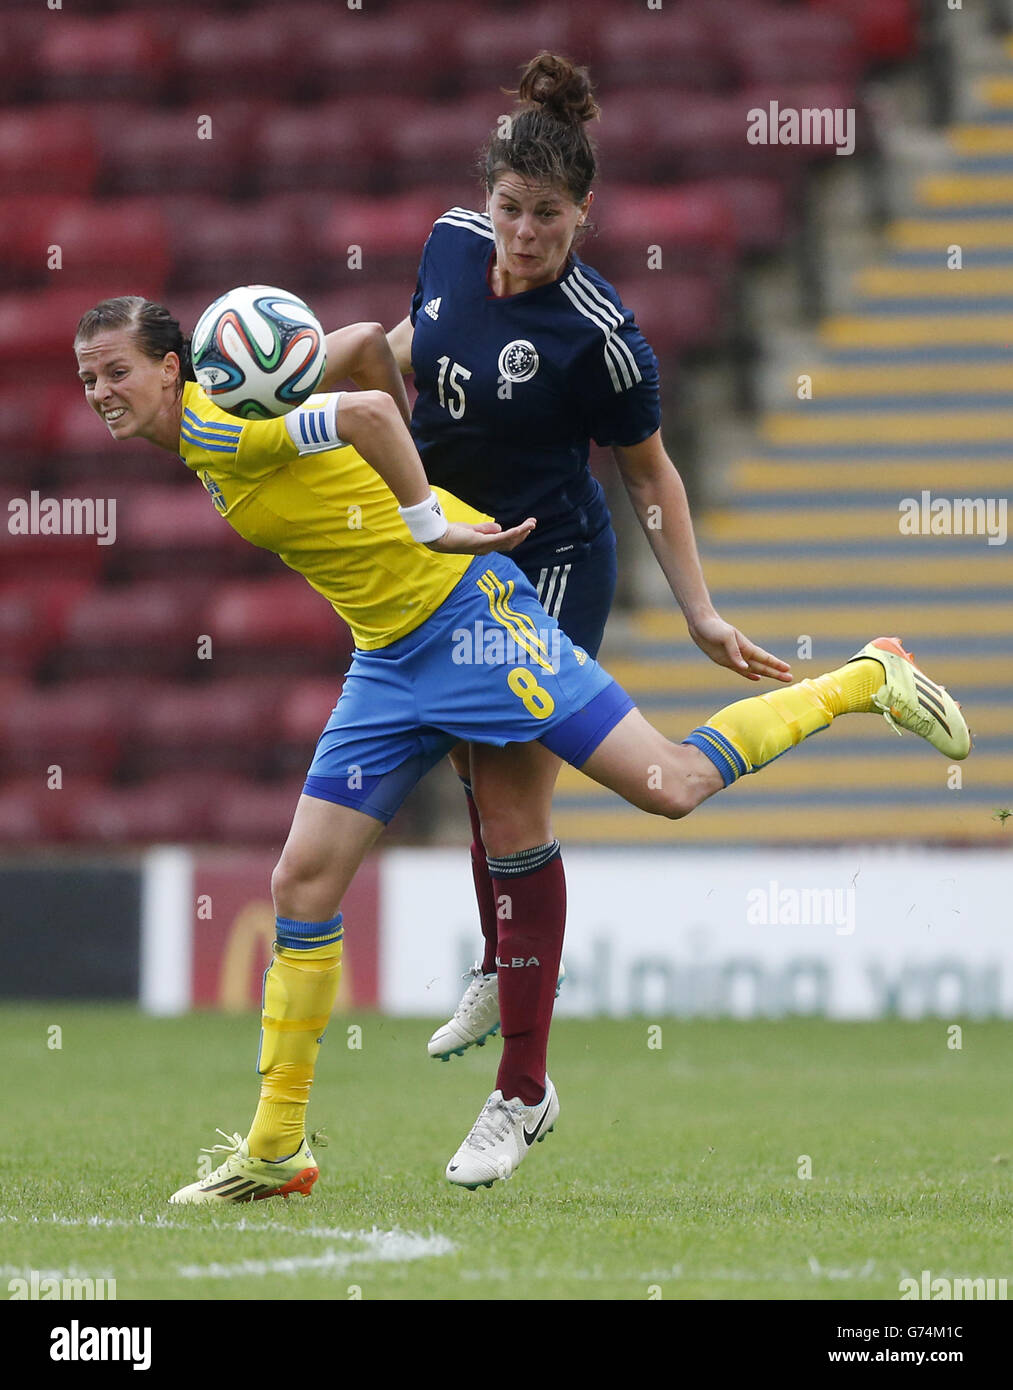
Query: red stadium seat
809 0 919 64
250 97 421 196
29 199 172 291
124 676 289 778
173 10 310 102
35 14 171 103
595 10 734 91
201 577 353 678
616 273 729 358
701 176 792 256
0 578 94 680
312 190 453 287
58 580 211 680
311 285 417 340
96 104 263 200
113 483 250 580
0 677 139 780
450 8 578 91
721 10 862 88
58 771 238 845
212 776 308 847
593 184 739 275
275 675 343 774
0 775 75 846
163 194 318 294
386 92 520 193
0 488 108 586
0 286 151 369
0 108 99 197
297 7 447 99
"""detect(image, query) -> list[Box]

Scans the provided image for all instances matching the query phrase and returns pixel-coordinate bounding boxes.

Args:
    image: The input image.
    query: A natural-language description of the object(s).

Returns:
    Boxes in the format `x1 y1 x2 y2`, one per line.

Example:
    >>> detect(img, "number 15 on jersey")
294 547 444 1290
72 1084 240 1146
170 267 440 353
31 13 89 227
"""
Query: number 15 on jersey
435 356 472 419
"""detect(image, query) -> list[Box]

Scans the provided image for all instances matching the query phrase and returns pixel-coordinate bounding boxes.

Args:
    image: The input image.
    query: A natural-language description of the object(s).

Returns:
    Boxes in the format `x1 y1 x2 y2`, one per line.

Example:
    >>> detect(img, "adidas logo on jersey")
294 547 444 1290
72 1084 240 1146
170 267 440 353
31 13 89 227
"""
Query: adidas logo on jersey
424 297 441 321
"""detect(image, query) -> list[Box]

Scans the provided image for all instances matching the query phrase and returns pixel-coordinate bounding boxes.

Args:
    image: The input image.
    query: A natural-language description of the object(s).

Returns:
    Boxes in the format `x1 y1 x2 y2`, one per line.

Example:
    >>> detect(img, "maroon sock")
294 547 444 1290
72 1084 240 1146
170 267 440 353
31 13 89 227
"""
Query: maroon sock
462 780 499 975
488 841 565 1106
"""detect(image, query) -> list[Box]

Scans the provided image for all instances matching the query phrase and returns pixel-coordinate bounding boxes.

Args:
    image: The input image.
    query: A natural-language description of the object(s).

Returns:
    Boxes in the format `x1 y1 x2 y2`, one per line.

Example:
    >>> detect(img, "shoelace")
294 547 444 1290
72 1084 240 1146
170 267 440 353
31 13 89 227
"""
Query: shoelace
455 964 492 1020
873 692 935 740
200 1129 244 1159
463 1095 523 1153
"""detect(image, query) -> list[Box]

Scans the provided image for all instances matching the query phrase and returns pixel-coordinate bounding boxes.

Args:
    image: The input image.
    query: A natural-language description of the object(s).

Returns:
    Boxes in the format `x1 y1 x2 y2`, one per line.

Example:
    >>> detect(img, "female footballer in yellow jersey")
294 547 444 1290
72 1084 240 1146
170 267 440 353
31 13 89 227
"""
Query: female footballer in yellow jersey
74 296 969 1197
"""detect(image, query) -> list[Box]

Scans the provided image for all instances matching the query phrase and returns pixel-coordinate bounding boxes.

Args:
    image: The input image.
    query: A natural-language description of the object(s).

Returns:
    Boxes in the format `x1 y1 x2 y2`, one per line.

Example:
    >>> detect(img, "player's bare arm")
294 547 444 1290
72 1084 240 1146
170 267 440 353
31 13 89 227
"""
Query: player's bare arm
613 430 791 684
335 390 535 555
386 315 414 375
319 322 412 426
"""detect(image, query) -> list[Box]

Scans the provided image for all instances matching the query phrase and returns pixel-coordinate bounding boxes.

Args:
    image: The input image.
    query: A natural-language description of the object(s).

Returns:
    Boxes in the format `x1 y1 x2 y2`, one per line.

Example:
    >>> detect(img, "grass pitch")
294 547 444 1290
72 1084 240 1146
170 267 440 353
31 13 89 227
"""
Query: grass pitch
1 1006 1010 1301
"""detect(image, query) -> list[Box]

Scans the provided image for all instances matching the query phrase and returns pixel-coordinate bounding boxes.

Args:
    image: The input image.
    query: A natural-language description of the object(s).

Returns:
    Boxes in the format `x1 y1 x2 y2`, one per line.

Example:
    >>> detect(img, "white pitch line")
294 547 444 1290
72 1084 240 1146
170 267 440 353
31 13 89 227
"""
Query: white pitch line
177 1230 456 1279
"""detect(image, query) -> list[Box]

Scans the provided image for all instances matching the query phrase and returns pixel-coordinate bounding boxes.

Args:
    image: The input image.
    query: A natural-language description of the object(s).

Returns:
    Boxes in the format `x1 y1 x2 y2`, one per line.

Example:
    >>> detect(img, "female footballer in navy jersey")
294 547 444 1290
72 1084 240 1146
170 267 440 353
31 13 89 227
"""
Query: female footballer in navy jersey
386 54 788 1115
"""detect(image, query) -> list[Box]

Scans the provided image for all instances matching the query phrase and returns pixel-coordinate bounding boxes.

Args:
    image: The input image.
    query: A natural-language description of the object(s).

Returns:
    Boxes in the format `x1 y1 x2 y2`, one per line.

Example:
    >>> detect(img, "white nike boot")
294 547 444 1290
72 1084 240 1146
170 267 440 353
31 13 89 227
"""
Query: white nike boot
446 1078 559 1189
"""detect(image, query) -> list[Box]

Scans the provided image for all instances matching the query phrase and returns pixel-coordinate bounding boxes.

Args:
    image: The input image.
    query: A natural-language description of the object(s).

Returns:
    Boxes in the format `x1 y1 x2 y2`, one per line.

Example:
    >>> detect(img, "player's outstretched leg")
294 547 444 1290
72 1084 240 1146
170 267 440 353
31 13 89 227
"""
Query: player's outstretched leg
578 638 969 817
168 795 384 1204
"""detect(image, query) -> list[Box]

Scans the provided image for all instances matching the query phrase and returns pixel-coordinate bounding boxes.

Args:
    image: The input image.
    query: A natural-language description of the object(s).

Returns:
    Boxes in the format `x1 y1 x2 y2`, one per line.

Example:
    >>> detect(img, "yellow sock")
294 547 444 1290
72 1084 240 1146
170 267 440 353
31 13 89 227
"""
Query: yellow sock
247 922 343 1162
685 658 885 781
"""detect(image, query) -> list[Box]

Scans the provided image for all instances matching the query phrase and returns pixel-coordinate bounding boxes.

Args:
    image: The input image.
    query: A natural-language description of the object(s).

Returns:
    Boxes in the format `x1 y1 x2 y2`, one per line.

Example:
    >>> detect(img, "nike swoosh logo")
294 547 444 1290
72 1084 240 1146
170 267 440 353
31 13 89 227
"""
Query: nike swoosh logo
523 1106 550 1147
448 1163 459 1172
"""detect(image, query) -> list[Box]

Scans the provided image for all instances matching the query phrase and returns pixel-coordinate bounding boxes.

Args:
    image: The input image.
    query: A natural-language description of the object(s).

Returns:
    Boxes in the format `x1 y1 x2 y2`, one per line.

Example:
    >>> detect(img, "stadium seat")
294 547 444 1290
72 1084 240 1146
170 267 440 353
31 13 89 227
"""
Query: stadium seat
593 183 740 275
30 199 172 291
297 8 446 99
58 580 211 680
124 676 289 779
450 8 578 91
275 675 343 774
0 285 150 369
111 483 250 581
0 677 137 780
307 285 417 341
200 577 354 678
0 775 76 846
385 93 523 192
35 14 170 103
595 10 734 91
722 9 862 88
164 194 318 294
615 273 730 358
211 776 308 847
172 11 302 100
57 771 238 845
0 577 94 680
313 190 454 287
0 108 99 198
808 0 919 65
249 97 423 198
96 104 262 200
0 492 107 586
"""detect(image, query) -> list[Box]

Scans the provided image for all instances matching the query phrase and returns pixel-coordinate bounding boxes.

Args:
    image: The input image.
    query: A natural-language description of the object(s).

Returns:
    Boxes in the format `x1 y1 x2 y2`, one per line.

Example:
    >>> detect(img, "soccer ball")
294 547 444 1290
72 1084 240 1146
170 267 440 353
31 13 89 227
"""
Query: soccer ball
190 285 326 419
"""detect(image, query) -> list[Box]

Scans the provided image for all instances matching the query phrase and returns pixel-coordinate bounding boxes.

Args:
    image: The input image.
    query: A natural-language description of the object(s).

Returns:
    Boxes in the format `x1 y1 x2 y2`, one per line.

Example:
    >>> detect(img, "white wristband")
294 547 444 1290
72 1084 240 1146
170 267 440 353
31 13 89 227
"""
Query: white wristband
398 492 449 544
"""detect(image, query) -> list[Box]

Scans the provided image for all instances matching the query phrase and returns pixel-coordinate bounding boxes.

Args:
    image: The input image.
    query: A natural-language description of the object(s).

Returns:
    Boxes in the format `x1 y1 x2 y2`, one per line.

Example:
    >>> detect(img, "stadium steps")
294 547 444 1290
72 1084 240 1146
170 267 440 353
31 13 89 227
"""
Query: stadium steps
555 77 1012 847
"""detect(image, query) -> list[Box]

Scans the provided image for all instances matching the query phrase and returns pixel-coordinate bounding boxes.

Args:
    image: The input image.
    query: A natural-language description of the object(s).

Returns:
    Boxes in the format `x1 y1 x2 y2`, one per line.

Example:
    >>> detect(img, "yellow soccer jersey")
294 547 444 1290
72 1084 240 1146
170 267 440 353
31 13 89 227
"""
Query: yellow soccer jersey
178 382 491 650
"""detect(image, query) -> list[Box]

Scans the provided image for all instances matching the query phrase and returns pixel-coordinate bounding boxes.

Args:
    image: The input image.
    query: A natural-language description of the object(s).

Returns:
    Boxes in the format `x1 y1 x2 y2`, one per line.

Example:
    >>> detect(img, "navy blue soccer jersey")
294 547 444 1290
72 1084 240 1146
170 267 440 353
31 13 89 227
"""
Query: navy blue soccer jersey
409 207 661 567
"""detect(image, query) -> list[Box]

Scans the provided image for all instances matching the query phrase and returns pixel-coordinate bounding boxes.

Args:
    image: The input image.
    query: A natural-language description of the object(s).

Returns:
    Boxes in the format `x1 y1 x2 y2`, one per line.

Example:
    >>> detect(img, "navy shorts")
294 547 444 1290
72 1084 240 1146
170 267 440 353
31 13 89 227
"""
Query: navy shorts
521 524 617 659
302 552 633 823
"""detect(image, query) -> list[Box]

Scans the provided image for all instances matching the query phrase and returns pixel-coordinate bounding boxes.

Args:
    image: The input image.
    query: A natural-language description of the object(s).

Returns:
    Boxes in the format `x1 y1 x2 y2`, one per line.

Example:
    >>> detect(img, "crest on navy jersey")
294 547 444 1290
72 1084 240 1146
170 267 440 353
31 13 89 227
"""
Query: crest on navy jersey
498 339 540 384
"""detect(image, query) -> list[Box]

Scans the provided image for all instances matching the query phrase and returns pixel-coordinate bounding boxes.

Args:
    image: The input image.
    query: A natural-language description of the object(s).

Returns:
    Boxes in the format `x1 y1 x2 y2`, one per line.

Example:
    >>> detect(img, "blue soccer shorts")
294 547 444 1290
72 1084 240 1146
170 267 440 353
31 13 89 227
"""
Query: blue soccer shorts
302 552 633 823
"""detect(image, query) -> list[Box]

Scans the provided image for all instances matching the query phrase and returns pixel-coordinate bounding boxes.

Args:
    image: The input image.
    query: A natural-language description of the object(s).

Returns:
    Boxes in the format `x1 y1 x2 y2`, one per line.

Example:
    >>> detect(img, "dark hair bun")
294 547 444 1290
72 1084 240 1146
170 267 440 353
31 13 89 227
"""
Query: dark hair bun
516 52 599 125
